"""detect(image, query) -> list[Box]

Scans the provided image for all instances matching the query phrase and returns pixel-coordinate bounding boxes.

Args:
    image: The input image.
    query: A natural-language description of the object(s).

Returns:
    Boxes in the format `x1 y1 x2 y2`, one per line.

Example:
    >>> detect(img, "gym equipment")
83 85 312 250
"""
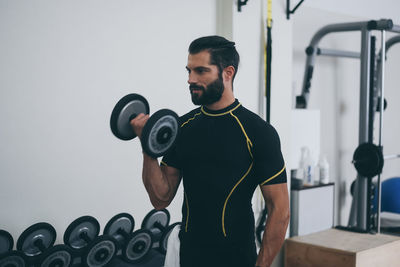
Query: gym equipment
141 209 180 254
103 213 153 263
0 230 27 267
158 222 181 254
38 244 73 267
352 143 400 177
141 209 170 243
64 216 117 267
16 223 56 265
0 230 13 255
0 251 27 267
110 94 150 141
110 93 180 158
295 19 400 233
255 209 268 247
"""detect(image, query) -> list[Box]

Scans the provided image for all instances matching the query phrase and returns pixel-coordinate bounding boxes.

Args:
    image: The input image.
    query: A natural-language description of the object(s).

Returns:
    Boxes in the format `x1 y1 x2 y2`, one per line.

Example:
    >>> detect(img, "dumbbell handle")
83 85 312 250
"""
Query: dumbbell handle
116 228 130 240
153 221 167 231
129 114 138 122
33 238 47 252
79 231 93 244
384 154 400 160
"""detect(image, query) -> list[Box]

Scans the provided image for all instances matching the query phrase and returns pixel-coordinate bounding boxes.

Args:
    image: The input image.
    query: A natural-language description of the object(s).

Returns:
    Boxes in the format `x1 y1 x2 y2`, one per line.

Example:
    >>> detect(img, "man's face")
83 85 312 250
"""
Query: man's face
186 51 224 106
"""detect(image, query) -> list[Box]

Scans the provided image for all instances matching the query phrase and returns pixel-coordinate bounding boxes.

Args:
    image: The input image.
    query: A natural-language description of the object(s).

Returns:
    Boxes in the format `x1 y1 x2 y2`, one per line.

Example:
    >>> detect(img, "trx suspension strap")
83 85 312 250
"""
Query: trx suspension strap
257 1 273 245
265 0 273 123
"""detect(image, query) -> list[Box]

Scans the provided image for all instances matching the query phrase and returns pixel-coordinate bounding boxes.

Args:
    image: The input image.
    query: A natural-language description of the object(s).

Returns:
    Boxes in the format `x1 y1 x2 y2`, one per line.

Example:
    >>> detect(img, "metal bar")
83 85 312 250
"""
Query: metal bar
317 48 360 59
355 28 372 231
385 35 400 51
290 0 305 14
384 154 400 160
377 30 386 234
390 24 400 33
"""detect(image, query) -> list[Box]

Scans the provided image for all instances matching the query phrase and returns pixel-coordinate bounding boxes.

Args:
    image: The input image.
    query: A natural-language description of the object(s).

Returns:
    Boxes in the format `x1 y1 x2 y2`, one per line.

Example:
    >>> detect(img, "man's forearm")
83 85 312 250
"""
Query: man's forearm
256 209 290 267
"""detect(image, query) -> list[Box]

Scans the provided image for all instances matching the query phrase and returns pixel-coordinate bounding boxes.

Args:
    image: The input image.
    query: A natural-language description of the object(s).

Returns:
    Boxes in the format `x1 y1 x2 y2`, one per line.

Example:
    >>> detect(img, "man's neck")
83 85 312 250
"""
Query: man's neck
204 88 235 110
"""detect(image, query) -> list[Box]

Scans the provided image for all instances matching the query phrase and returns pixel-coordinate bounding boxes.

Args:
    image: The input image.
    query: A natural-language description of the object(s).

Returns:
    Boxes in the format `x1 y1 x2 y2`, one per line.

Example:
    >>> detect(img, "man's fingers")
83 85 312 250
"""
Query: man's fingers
130 113 149 138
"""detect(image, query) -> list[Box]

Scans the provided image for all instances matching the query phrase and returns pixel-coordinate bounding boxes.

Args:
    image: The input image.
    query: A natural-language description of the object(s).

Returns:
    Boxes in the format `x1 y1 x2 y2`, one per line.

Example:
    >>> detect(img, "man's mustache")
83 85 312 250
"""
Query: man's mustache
189 84 205 91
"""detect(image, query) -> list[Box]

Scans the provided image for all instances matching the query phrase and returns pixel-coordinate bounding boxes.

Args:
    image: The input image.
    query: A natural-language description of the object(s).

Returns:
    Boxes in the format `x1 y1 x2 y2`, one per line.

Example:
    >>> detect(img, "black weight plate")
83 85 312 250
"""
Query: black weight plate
17 223 56 257
141 209 170 241
110 94 150 141
123 229 153 264
0 250 27 267
353 143 384 177
83 236 117 267
103 213 135 244
141 109 179 158
38 245 73 267
158 222 181 254
0 230 14 254
64 216 100 251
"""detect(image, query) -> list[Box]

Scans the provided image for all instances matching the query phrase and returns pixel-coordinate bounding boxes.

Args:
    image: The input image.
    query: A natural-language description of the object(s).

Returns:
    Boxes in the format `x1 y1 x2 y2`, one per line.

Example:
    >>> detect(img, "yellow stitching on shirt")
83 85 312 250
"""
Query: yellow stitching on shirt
260 166 286 186
222 162 254 237
230 112 254 158
201 103 242 116
181 112 201 128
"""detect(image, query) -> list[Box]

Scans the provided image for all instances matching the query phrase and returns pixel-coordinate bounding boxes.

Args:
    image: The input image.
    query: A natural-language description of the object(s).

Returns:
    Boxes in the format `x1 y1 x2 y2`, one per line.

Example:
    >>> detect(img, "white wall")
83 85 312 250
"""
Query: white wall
0 0 216 243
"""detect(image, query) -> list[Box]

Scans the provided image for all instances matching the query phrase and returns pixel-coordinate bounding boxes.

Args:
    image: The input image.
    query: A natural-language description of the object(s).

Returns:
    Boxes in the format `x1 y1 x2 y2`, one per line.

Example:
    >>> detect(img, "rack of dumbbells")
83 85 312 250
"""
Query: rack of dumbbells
0 209 180 267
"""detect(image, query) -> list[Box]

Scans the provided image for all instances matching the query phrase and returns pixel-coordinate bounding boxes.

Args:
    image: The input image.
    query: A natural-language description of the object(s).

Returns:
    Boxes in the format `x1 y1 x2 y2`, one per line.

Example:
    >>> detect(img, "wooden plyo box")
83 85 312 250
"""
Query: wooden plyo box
285 228 400 267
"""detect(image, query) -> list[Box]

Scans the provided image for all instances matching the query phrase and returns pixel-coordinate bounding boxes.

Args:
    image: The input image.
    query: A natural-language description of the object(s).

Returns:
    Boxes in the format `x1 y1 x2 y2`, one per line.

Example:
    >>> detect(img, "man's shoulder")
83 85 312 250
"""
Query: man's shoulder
179 107 202 126
237 104 278 136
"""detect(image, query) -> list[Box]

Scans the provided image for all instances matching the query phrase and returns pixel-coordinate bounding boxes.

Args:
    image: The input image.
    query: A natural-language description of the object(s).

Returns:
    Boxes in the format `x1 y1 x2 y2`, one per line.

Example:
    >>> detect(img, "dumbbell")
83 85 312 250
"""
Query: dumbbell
103 213 153 264
141 209 181 254
110 93 180 158
63 216 117 267
0 229 27 267
16 222 73 267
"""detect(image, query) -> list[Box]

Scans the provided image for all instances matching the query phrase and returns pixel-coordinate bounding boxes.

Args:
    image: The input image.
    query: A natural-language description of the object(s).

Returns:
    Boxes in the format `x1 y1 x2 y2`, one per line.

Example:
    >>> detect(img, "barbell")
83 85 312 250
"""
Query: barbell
352 142 400 177
110 94 180 158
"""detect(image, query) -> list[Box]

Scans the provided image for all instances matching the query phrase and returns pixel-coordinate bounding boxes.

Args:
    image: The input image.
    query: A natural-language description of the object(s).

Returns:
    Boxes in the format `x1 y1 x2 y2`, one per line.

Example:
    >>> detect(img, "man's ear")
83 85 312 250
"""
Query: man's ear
223 66 235 81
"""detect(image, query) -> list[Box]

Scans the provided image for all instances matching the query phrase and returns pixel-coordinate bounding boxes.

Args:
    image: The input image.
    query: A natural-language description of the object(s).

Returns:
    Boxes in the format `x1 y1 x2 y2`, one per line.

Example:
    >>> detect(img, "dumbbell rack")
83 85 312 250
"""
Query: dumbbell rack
0 209 182 267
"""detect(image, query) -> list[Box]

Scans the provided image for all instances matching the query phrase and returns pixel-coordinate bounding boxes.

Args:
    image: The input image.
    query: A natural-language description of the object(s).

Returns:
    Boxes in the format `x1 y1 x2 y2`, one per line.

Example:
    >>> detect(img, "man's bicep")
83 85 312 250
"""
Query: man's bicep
161 165 182 196
260 183 289 210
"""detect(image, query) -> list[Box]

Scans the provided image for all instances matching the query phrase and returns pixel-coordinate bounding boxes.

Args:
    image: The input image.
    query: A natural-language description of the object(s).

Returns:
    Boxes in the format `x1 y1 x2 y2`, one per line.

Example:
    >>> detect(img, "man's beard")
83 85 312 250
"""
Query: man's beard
190 75 224 106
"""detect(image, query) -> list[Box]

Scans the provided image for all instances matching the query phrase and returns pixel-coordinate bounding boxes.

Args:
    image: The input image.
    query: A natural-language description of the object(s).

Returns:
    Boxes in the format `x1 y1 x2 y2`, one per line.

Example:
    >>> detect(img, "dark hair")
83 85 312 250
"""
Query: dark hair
188 35 240 81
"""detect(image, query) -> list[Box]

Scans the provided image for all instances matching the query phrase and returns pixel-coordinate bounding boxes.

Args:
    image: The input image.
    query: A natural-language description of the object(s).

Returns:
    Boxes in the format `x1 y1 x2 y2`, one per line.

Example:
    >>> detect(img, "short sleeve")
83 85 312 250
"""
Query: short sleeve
252 123 287 186
160 142 181 169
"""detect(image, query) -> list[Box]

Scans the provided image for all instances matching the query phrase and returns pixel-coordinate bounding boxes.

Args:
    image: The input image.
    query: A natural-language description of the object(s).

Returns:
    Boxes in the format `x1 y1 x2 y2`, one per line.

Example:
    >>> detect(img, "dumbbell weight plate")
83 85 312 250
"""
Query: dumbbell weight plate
17 223 56 257
353 143 384 177
0 230 14 254
159 222 181 255
141 109 180 158
103 213 135 244
64 216 100 251
83 235 117 267
0 251 27 267
38 245 73 267
110 94 150 141
141 209 170 242
123 229 153 264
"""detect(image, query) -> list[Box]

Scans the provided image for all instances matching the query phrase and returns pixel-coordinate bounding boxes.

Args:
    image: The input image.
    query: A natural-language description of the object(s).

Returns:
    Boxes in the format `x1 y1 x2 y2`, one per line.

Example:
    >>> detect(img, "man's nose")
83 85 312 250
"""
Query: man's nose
187 73 197 84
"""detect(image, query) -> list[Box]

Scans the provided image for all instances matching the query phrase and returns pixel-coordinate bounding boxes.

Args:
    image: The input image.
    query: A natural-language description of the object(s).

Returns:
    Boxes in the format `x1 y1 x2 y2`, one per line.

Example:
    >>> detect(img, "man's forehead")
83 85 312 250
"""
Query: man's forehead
187 51 212 67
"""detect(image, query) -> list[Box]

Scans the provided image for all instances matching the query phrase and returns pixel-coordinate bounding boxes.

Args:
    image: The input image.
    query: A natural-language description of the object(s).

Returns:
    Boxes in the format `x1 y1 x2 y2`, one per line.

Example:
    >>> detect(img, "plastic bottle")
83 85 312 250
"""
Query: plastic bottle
299 147 314 185
318 155 330 184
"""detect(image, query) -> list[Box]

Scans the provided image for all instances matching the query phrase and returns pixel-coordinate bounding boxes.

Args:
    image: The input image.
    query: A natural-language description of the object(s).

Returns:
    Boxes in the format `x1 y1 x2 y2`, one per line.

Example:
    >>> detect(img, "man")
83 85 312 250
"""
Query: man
131 36 289 267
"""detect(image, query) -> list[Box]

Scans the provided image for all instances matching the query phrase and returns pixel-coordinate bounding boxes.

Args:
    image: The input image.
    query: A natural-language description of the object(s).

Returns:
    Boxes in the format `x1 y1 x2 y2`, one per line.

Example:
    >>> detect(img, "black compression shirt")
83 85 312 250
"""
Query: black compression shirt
161 99 286 267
